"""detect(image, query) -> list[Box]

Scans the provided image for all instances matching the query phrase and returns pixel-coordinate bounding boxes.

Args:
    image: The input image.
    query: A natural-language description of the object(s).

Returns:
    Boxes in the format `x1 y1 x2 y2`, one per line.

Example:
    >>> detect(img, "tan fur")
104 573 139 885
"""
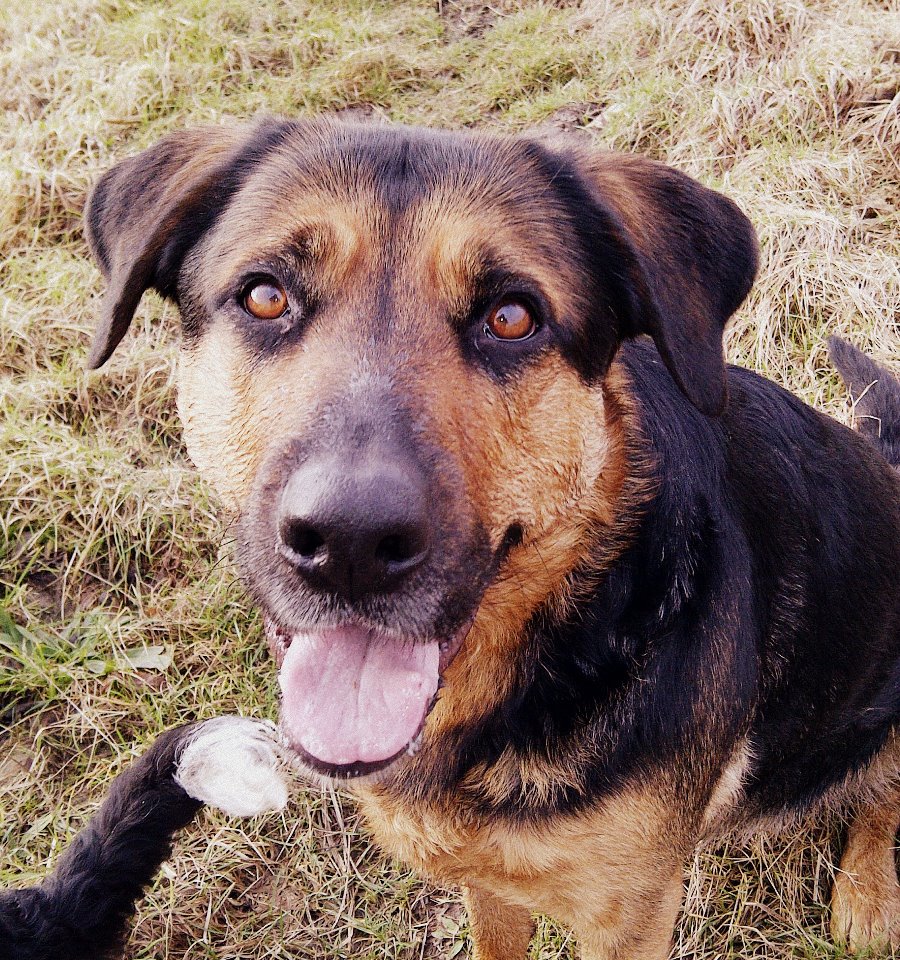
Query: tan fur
177 328 260 508
815 733 900 952
422 358 637 736
463 887 535 960
204 186 372 295
178 324 338 508
358 780 689 960
416 190 590 328
700 739 754 837
831 786 900 951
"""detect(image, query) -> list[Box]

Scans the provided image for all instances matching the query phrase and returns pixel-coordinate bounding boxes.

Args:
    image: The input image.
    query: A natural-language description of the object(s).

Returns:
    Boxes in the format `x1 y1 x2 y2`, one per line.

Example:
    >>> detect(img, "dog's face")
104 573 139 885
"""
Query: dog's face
85 120 757 783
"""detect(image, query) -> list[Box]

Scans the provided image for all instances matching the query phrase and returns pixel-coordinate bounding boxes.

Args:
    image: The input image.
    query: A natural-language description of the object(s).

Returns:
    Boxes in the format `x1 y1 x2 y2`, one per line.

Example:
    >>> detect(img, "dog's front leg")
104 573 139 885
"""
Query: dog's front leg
463 884 536 960
831 785 900 951
0 717 287 960
466 863 685 960
568 869 684 960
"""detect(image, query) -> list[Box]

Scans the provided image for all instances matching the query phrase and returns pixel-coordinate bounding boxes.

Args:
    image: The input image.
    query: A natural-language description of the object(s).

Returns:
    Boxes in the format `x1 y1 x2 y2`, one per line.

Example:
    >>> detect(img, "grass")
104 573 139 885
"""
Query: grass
1 0 898 956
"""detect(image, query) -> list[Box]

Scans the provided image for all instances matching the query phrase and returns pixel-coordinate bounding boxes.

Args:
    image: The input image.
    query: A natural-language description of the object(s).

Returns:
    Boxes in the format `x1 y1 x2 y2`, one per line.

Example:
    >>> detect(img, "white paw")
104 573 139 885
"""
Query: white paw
175 717 289 817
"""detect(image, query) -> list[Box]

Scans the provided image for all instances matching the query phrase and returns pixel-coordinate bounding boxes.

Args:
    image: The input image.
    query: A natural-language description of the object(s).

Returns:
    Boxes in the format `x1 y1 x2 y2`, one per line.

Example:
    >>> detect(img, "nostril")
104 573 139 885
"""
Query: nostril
376 533 411 565
375 531 426 567
281 521 326 561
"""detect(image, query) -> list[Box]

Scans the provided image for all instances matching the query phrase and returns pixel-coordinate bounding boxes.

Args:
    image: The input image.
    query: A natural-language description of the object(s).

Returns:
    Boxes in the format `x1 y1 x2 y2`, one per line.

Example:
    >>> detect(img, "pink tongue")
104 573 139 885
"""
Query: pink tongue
278 627 440 766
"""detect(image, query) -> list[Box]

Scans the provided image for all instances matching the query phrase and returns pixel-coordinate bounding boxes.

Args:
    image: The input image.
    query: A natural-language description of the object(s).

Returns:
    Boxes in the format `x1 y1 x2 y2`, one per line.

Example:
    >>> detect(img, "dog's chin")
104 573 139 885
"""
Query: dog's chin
264 615 470 785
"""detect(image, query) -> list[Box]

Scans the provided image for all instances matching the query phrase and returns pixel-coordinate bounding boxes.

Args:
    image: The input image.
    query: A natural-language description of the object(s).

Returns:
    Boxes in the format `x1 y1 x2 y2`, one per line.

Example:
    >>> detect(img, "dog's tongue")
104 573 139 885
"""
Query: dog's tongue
278 627 440 766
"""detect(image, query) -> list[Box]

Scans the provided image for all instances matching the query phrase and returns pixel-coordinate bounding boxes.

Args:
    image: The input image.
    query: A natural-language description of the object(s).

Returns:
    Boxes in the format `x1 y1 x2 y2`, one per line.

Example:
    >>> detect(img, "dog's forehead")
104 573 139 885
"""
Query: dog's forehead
261 123 553 203
221 125 553 227
202 124 586 312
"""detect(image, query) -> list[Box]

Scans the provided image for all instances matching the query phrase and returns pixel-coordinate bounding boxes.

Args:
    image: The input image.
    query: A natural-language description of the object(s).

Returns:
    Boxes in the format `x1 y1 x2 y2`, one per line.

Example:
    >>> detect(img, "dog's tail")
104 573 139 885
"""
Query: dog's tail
828 336 900 470
0 717 287 960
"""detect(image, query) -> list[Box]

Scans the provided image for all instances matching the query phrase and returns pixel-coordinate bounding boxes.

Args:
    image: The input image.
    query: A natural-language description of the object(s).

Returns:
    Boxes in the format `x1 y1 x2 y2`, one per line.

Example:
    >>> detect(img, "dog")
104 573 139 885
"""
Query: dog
0 717 287 960
81 119 900 959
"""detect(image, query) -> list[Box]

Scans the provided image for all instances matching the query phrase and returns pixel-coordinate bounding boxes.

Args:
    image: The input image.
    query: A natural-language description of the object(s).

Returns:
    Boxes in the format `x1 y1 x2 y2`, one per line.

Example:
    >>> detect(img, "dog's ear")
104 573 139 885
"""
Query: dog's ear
84 120 287 368
574 151 758 416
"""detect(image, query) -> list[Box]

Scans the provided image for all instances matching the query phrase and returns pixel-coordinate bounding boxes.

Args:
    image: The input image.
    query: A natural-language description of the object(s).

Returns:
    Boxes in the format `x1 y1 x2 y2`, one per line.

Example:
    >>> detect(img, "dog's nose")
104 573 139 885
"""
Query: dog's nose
276 452 431 599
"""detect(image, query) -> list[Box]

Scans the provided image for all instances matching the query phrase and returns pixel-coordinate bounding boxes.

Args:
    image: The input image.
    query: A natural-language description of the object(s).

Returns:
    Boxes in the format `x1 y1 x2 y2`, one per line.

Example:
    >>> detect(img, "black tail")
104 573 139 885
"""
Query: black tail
828 336 900 470
0 724 203 960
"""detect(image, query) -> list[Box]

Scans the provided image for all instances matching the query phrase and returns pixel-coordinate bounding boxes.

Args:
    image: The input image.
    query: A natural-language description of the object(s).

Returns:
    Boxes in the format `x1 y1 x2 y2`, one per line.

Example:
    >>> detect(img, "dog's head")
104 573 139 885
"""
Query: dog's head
86 120 757 783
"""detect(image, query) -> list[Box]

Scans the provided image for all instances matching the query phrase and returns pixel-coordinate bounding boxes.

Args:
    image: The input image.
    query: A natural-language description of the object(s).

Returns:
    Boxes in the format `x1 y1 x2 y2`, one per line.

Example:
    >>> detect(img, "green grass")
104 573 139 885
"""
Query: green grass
1 0 898 956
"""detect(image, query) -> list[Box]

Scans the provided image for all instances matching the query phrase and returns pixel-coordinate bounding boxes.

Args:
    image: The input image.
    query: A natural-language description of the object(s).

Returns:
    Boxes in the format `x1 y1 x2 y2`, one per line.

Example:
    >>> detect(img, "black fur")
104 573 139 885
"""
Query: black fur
0 725 202 960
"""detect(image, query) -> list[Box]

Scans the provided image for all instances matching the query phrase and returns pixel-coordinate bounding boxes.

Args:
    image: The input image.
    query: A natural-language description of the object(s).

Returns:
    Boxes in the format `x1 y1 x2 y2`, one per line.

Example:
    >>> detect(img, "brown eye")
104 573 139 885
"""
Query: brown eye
484 301 537 341
243 281 288 320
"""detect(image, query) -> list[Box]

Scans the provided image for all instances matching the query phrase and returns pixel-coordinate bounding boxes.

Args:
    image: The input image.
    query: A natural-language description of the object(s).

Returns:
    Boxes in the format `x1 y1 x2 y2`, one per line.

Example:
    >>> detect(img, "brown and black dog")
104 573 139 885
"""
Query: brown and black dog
83 119 900 959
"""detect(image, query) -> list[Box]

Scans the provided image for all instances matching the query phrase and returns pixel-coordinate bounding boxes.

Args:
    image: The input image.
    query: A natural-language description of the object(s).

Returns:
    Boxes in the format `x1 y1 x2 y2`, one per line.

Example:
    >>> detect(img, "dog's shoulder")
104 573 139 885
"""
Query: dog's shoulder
620 337 900 522
616 337 900 813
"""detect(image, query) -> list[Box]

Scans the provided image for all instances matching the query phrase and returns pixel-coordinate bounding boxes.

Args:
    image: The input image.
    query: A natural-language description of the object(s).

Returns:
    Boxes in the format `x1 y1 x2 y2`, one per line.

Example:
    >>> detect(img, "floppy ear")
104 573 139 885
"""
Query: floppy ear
84 120 287 368
575 151 758 416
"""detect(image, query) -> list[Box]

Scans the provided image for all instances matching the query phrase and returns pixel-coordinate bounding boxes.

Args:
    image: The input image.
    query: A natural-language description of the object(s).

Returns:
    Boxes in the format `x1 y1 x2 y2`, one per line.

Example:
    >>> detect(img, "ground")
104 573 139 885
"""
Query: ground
1 0 898 957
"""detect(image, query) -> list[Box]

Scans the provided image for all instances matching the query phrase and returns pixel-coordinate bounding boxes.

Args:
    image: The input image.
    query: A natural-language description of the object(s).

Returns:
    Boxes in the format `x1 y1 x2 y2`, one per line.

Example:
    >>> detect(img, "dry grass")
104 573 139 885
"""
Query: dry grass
1 0 899 957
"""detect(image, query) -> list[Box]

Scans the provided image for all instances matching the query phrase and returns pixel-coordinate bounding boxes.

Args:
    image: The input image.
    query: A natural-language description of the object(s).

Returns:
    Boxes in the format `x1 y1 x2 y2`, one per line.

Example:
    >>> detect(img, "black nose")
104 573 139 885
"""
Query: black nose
276 450 431 600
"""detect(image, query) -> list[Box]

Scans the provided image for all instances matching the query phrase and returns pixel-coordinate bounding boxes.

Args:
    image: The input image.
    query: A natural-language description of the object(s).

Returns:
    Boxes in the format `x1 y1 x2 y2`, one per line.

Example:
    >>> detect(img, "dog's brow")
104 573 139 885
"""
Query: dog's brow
210 229 341 301
423 228 551 326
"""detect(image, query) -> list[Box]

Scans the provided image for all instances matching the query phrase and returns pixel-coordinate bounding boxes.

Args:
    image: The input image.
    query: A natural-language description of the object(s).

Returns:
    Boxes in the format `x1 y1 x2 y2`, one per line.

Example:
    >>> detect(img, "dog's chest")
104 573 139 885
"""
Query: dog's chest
355 781 678 896
356 789 524 886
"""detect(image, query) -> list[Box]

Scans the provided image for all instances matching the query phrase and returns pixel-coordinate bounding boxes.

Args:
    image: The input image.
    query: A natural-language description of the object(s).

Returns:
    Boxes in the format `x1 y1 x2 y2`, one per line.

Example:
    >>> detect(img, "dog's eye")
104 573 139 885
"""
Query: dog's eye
243 280 288 320
484 301 537 341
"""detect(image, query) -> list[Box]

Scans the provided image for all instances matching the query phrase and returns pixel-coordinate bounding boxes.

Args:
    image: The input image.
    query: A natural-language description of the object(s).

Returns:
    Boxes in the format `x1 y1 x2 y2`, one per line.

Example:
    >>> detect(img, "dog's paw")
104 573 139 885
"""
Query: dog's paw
831 869 900 952
175 717 288 817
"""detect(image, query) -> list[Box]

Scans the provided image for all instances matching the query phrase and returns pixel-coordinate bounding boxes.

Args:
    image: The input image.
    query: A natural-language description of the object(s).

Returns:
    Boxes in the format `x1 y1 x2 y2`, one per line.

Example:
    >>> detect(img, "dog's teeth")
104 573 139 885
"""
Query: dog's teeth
406 732 423 757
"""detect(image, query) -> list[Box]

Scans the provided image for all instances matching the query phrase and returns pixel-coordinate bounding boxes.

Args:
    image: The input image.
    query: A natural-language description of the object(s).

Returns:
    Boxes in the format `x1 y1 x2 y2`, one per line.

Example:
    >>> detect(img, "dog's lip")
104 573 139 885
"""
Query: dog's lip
263 616 292 668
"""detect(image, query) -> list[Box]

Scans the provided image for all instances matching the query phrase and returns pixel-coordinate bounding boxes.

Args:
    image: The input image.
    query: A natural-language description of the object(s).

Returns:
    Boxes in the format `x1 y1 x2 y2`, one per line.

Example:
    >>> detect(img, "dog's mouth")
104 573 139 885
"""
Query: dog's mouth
261 523 521 780
265 618 468 780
